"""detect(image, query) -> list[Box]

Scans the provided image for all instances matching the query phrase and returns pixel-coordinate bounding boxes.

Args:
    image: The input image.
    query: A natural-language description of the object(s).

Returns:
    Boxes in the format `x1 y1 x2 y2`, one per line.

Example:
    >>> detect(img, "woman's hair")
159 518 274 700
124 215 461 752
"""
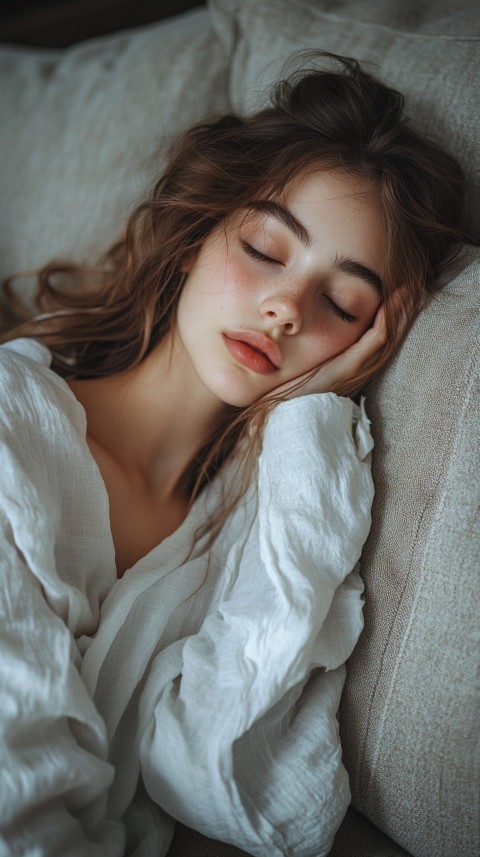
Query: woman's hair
1 52 466 516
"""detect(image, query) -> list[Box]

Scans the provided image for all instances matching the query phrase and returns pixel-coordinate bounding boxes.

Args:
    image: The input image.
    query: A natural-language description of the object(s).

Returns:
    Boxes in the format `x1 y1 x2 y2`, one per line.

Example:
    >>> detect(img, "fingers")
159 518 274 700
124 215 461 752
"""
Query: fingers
372 302 387 338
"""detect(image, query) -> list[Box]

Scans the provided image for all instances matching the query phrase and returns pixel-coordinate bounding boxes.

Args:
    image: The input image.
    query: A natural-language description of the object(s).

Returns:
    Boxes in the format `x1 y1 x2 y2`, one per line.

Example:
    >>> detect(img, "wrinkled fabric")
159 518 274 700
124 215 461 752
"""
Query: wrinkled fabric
0 338 374 857
0 339 123 856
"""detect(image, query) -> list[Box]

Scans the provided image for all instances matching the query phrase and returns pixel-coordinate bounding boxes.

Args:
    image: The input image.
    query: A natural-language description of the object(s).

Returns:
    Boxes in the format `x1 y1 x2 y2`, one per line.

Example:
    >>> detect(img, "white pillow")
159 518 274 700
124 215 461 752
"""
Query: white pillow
0 8 230 285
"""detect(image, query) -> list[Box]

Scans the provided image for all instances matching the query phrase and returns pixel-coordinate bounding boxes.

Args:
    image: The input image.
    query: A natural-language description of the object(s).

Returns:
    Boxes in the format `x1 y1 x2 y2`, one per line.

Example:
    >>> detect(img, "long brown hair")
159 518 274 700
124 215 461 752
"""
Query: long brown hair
1 53 466 516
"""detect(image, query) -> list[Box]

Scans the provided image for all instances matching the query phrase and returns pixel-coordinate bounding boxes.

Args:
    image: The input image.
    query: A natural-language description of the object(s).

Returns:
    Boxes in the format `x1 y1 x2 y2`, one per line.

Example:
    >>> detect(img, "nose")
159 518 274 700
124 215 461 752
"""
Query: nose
259 291 302 335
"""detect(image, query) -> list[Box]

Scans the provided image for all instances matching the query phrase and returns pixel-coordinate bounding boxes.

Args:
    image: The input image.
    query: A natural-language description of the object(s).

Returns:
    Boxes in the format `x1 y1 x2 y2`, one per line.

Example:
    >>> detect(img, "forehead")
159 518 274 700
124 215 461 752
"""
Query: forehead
237 169 380 228
281 168 378 212
242 169 383 242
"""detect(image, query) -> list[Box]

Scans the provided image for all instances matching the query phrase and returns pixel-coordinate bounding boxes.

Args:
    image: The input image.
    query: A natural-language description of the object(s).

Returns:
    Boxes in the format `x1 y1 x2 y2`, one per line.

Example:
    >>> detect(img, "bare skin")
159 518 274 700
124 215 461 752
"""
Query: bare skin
68 341 231 576
68 171 388 576
68 311 386 576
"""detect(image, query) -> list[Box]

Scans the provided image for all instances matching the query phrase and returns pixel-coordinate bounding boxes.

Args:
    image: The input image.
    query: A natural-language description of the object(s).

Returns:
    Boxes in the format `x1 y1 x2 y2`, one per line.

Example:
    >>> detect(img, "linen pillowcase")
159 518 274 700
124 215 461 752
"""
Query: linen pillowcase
0 8 230 287
208 0 480 243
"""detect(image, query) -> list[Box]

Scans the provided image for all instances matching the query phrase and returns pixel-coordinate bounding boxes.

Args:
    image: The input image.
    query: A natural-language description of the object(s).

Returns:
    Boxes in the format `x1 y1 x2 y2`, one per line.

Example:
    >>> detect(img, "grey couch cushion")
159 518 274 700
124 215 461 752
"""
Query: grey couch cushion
341 245 480 857
0 7 230 286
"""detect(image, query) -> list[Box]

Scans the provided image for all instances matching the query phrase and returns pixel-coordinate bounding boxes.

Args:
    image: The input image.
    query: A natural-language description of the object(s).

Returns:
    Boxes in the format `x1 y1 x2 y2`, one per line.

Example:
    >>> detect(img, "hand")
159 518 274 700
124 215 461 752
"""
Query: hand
274 303 388 399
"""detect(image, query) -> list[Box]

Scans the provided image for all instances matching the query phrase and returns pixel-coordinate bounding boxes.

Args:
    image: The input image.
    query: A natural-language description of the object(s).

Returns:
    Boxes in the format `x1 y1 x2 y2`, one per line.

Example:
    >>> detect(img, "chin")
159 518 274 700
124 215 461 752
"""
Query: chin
198 356 288 407
217 389 259 409
204 373 266 409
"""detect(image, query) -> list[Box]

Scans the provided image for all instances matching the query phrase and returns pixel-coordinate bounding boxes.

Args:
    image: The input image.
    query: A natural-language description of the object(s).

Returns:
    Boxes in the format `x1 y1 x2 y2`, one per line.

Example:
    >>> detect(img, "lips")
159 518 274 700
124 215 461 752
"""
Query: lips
223 330 281 375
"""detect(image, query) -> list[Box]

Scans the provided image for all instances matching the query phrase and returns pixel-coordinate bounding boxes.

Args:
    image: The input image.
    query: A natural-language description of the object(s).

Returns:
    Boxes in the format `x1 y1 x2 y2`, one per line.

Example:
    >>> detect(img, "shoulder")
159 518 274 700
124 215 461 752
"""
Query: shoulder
0 338 88 475
1 337 57 395
0 337 82 425
0 336 52 368
0 340 116 619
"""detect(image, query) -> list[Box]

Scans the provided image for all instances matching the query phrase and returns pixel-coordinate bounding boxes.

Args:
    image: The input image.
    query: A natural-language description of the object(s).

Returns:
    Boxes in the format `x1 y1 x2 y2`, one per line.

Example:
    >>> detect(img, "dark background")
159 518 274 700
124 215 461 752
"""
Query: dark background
0 0 206 47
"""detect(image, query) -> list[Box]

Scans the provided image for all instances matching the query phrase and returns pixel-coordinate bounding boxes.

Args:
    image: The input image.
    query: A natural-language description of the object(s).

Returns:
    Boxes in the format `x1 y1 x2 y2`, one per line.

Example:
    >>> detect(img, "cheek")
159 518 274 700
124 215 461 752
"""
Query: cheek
314 300 380 357
177 254 248 335
219 253 255 298
191 250 251 300
300 324 362 369
331 317 375 353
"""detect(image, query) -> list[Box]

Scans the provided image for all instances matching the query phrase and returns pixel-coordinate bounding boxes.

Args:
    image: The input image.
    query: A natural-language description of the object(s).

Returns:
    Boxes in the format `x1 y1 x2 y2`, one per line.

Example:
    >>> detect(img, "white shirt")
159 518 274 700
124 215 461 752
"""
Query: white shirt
0 338 374 857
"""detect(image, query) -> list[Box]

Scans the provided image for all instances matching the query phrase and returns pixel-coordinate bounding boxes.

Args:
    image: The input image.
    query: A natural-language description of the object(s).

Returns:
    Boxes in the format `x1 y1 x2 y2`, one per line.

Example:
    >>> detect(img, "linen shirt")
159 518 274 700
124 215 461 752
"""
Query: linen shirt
0 338 374 857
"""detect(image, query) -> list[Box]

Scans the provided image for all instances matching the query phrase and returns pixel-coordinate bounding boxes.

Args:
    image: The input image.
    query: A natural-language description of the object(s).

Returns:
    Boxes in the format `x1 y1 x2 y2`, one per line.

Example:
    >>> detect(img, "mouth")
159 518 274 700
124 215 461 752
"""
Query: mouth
223 330 281 376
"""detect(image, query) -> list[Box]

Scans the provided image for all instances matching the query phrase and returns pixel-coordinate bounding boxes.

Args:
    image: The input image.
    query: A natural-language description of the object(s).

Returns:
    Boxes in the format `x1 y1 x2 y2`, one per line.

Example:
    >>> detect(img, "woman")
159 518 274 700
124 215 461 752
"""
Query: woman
0 55 465 856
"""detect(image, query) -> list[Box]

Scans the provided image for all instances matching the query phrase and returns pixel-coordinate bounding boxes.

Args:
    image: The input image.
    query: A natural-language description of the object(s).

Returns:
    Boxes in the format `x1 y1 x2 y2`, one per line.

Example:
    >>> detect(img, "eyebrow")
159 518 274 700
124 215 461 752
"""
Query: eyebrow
333 254 384 295
246 199 384 295
246 200 311 247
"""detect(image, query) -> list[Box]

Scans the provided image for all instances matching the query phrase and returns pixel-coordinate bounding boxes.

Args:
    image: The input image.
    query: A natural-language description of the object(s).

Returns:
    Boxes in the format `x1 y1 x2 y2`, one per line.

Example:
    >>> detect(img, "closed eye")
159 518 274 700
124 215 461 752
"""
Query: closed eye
241 241 279 265
326 297 356 323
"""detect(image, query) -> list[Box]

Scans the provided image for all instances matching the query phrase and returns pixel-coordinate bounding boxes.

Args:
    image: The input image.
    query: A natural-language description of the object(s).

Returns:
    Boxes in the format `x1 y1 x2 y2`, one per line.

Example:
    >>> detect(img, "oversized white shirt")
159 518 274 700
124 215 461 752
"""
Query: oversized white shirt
0 338 374 857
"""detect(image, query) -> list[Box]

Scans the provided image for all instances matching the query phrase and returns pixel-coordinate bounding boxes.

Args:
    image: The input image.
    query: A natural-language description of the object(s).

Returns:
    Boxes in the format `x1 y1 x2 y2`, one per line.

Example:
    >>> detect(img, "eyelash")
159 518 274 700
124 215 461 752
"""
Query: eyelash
326 298 356 324
241 241 278 265
242 240 356 323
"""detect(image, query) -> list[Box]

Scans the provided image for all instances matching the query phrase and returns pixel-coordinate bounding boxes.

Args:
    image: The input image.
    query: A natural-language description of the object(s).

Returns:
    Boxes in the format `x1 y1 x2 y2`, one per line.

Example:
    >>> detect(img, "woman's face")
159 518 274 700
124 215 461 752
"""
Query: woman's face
175 169 385 407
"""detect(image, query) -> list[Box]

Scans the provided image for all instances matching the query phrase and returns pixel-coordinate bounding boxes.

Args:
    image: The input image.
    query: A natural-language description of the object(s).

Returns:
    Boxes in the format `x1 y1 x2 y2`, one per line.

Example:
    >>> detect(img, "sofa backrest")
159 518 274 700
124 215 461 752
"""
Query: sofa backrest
0 7 230 287
342 245 479 857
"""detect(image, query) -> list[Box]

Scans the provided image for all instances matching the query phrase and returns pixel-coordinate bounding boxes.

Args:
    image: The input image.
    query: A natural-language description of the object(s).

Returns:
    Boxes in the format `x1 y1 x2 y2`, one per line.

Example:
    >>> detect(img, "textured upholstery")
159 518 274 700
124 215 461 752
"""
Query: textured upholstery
342 246 480 856
0 7 230 287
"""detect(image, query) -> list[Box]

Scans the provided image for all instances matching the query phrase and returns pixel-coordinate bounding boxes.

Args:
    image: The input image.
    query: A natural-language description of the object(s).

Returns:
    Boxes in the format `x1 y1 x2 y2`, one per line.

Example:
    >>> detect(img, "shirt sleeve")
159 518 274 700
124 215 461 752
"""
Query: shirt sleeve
137 394 374 857
0 508 125 856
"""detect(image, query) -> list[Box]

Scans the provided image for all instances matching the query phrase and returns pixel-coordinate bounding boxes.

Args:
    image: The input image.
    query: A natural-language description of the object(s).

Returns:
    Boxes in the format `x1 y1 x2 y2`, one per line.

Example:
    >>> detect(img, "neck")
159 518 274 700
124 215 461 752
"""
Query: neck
68 332 234 499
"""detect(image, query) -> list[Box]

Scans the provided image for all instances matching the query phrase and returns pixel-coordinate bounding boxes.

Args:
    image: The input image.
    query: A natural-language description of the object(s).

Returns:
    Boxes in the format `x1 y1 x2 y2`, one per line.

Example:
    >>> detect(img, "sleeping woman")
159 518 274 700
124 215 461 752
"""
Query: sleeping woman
0 54 465 856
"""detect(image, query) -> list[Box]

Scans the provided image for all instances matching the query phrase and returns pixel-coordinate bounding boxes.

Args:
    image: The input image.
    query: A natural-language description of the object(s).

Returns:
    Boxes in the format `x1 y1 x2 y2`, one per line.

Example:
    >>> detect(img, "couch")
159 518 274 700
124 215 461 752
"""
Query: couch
0 2 478 856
